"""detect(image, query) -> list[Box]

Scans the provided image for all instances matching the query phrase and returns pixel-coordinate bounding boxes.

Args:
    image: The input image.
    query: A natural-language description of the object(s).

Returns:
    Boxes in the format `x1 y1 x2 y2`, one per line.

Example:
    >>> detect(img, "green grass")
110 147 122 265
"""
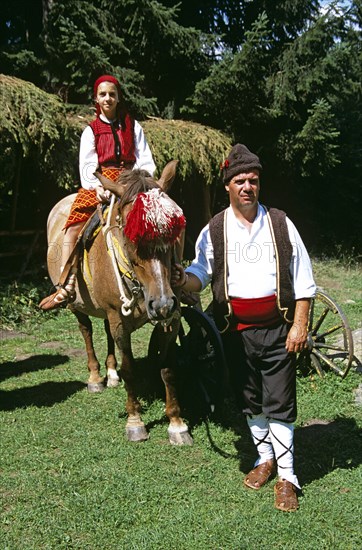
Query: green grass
312 257 362 331
0 259 361 550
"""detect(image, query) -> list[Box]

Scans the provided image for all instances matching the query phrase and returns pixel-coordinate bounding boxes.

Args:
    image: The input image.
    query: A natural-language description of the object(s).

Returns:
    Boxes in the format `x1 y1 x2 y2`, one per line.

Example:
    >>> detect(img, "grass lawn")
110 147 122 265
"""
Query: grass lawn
0 258 361 550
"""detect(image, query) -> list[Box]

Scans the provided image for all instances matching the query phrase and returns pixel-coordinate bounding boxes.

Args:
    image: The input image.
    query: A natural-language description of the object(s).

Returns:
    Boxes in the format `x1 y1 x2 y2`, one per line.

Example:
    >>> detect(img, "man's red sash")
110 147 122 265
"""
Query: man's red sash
230 294 280 331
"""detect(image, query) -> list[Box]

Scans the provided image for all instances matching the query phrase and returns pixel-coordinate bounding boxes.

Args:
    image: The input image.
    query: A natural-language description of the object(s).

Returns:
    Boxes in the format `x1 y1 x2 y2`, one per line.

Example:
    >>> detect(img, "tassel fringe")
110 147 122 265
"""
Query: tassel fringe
124 189 186 246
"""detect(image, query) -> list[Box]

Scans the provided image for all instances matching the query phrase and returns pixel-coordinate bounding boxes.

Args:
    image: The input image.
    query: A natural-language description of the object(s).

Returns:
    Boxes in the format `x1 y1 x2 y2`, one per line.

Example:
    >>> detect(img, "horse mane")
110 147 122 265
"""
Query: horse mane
118 169 160 209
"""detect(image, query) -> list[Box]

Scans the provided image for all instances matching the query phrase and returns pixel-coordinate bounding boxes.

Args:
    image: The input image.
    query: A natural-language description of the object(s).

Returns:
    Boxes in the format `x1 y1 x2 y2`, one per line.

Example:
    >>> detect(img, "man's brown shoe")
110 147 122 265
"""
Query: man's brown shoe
244 459 276 490
274 479 299 512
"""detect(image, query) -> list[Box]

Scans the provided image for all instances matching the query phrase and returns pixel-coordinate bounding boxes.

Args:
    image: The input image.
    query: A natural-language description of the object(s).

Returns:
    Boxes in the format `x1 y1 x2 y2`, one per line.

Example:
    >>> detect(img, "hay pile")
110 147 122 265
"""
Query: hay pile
0 74 79 191
142 117 231 184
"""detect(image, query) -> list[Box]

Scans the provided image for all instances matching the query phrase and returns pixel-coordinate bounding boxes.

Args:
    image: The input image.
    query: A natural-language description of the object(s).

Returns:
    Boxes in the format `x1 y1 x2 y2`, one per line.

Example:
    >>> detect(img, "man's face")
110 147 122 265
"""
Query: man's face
225 170 260 211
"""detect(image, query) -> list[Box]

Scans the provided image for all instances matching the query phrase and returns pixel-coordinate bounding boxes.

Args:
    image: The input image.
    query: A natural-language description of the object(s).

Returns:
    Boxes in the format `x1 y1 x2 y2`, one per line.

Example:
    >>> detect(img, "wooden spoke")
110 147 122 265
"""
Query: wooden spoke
305 289 354 379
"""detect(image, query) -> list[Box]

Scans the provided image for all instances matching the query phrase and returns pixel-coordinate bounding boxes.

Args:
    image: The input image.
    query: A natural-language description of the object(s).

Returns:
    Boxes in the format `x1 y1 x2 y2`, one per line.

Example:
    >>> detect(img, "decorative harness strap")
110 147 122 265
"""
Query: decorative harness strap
100 187 185 317
101 194 142 316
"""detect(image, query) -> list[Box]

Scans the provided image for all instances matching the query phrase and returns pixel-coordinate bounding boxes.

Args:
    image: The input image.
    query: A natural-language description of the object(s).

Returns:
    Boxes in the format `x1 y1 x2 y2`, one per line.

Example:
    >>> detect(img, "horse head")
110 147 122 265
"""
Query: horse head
95 161 184 323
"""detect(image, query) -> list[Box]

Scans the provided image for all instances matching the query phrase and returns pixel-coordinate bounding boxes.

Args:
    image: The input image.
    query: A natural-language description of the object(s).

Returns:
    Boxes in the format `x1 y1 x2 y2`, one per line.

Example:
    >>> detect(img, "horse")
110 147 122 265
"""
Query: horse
45 161 193 445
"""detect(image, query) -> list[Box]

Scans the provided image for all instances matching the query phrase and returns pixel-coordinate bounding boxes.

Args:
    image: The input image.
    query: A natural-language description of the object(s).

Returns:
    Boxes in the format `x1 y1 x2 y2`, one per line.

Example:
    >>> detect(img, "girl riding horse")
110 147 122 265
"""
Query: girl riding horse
40 74 156 310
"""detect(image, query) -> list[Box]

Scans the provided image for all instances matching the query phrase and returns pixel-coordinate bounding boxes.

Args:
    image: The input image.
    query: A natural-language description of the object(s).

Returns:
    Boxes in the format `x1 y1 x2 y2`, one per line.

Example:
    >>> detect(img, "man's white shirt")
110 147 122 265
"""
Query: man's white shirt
186 204 316 299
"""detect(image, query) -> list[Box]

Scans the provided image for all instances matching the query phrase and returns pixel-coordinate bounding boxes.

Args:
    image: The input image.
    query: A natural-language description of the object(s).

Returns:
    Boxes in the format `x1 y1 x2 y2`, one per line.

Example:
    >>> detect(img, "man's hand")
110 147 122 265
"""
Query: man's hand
171 263 186 287
286 323 308 353
286 298 311 353
171 264 202 294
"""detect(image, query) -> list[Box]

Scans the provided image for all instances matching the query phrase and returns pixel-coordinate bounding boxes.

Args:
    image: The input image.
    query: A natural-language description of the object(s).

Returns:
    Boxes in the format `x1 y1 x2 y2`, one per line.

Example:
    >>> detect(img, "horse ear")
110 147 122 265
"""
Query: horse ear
157 160 178 193
94 170 124 197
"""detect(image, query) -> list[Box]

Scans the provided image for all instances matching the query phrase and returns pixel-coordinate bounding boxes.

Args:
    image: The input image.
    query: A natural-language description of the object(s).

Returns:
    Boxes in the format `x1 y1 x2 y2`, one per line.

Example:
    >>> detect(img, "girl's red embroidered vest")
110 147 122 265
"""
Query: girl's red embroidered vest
89 114 136 168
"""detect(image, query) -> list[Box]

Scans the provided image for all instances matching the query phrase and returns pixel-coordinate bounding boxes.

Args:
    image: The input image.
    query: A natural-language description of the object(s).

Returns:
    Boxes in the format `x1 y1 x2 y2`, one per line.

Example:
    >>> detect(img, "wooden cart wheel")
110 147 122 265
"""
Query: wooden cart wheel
305 289 354 379
177 306 227 415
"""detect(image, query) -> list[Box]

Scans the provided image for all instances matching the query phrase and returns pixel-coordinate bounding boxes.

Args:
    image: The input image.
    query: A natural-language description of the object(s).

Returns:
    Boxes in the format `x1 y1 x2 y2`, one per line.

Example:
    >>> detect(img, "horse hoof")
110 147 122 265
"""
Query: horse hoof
87 382 105 393
106 377 120 388
126 426 149 442
168 430 193 446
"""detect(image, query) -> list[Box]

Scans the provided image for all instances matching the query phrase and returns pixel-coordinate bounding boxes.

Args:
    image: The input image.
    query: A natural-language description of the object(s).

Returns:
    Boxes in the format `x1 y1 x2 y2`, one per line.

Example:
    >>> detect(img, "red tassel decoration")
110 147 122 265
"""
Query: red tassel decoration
124 189 186 246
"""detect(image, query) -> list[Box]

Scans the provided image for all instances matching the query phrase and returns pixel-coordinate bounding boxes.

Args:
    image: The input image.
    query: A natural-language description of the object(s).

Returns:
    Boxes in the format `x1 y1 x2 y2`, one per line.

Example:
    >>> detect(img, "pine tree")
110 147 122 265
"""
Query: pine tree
0 0 212 118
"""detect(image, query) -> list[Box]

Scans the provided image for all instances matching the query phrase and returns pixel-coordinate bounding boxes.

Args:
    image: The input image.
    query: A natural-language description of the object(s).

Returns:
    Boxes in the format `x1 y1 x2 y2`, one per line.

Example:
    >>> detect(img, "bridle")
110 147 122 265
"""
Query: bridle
101 192 178 329
102 194 143 316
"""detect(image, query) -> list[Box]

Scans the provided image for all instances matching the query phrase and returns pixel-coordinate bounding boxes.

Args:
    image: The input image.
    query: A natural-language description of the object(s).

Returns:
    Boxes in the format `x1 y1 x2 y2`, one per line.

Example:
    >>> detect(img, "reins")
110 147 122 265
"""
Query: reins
102 194 143 316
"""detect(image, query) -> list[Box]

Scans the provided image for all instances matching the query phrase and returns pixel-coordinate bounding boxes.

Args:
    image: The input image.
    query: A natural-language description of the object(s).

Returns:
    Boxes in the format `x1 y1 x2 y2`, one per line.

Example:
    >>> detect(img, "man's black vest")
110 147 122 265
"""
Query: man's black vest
209 206 295 333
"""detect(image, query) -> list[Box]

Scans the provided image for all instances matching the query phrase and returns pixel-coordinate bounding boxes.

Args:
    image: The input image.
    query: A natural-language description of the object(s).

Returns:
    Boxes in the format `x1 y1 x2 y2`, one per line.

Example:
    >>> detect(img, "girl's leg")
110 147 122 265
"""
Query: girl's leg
39 222 84 310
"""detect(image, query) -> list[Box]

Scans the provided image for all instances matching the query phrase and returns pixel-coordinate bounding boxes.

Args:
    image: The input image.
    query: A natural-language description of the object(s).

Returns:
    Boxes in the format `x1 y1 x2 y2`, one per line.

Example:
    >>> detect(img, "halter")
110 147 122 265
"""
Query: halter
102 188 184 318
102 194 143 316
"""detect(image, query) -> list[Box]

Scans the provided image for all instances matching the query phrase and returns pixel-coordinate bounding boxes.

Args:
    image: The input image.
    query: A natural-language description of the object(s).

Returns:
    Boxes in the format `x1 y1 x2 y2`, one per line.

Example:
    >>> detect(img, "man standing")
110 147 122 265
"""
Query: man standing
172 144 316 511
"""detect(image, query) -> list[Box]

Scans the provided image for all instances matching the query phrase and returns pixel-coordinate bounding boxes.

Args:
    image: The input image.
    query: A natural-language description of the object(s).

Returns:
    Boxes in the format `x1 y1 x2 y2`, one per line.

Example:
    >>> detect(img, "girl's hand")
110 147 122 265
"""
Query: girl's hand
95 185 111 203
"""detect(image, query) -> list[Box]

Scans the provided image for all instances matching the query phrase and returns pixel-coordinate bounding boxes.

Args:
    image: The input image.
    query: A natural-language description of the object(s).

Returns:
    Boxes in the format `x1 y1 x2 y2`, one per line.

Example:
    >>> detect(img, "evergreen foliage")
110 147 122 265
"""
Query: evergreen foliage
0 74 78 192
0 0 212 118
0 0 361 250
184 1 361 247
183 12 272 144
143 118 231 183
161 0 320 52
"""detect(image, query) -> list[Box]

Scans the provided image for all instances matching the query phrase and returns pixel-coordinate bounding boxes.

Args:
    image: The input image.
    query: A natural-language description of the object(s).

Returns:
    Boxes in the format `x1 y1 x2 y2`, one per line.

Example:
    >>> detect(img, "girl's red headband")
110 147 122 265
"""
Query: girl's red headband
93 75 122 116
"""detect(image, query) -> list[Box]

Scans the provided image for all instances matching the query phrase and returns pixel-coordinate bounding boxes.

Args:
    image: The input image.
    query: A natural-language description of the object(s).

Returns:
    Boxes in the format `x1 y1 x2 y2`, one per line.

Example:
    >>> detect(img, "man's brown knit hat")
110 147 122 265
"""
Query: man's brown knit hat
221 144 262 183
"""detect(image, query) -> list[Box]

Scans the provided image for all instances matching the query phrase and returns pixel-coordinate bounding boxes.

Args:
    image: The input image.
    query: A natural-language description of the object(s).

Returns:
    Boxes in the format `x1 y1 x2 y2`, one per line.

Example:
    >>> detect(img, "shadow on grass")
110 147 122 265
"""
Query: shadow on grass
177 383 362 486
74 352 362 487
112 355 362 487
0 353 85 411
0 354 70 382
0 380 86 411
130 357 166 402
295 417 362 485
129 356 219 419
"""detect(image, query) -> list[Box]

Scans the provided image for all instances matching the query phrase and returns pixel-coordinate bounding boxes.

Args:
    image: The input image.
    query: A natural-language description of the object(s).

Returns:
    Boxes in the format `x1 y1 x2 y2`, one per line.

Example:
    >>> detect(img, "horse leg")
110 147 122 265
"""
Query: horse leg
110 315 149 442
161 371 193 445
122 349 149 441
157 326 193 446
104 319 120 388
73 310 104 393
